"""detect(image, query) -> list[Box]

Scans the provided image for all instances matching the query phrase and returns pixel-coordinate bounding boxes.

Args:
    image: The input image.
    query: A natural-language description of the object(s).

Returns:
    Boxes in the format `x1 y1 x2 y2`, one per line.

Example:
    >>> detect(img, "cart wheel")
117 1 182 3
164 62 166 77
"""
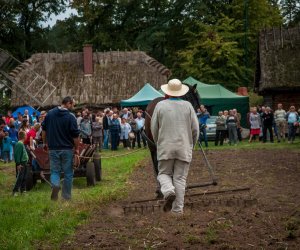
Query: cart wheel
26 166 34 191
93 152 101 181
86 162 96 186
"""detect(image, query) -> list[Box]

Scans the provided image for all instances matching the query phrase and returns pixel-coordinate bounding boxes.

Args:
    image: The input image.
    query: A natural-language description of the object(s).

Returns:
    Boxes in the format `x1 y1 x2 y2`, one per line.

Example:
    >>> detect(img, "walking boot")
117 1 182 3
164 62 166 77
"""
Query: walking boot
163 193 176 212
51 186 61 201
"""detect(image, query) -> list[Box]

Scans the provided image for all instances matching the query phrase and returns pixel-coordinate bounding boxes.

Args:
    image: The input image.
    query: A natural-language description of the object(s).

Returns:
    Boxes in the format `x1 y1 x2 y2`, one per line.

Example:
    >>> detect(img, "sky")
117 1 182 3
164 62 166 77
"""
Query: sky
44 7 77 27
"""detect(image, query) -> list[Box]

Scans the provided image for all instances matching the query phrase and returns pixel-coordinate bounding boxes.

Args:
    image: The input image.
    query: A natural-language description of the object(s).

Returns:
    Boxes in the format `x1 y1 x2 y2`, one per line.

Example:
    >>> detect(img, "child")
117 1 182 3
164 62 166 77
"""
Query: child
12 131 29 196
2 132 12 163
8 123 18 161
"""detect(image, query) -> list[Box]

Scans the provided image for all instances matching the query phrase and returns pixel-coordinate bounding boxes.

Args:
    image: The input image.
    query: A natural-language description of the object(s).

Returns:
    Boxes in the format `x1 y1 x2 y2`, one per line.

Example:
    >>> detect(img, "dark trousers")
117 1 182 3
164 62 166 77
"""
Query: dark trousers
259 124 264 141
131 133 136 148
223 129 228 140
136 130 147 147
263 125 273 142
111 132 119 150
215 130 226 146
92 136 102 151
82 137 91 144
117 135 120 146
237 128 242 141
13 163 27 193
122 139 130 148
288 123 297 142
2 151 10 162
199 127 208 147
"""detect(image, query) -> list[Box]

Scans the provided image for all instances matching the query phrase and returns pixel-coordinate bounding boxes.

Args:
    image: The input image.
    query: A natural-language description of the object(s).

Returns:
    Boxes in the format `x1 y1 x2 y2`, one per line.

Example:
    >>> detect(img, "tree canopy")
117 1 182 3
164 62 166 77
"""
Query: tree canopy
0 0 298 91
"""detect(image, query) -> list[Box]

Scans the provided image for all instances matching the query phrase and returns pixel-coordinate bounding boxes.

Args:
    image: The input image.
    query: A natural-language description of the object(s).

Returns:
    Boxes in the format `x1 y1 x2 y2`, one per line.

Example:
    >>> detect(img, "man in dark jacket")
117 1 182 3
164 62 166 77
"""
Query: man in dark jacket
261 107 274 143
102 109 111 149
215 111 226 146
42 96 80 201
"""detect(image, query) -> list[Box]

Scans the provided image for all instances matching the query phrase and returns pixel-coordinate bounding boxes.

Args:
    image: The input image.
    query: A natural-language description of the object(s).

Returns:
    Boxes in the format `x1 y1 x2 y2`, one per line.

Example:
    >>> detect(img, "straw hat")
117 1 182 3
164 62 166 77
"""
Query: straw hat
161 79 189 97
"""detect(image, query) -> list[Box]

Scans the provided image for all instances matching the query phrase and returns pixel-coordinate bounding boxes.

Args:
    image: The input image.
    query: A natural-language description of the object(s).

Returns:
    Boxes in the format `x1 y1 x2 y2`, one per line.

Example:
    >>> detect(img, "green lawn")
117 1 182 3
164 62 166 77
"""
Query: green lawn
0 148 149 250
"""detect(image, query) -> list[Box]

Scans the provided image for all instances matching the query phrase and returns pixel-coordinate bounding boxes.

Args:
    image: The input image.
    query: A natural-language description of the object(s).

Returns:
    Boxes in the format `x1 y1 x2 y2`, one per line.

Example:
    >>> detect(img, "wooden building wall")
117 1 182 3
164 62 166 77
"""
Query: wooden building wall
263 91 300 111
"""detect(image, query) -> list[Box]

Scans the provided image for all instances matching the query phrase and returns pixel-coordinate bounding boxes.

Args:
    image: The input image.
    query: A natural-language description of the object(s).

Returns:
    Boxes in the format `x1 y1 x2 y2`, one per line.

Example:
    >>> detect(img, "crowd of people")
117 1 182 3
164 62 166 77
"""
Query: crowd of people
197 106 243 147
0 106 148 163
0 102 149 197
0 110 46 163
0 109 47 195
197 103 300 147
248 104 300 144
1 103 299 164
76 107 147 151
0 97 299 200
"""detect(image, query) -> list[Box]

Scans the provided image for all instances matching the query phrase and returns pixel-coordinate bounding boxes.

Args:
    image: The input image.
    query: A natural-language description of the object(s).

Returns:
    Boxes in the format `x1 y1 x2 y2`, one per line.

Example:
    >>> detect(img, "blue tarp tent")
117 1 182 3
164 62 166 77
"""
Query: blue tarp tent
12 105 40 118
121 83 163 107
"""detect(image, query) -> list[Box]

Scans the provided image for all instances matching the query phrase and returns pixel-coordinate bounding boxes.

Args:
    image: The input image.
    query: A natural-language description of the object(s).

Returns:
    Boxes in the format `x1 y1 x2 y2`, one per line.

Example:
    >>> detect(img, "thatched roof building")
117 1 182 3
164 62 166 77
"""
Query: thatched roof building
10 47 171 107
254 26 300 109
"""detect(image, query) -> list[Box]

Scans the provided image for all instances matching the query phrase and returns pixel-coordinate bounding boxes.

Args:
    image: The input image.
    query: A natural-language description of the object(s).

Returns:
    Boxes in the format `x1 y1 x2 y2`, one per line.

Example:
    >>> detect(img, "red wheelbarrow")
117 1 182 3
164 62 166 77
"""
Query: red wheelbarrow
25 144 101 191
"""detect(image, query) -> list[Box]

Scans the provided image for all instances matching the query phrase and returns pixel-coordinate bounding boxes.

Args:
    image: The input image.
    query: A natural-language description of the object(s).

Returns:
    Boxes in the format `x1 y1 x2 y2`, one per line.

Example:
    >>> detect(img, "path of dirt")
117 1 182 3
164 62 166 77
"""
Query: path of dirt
61 149 300 249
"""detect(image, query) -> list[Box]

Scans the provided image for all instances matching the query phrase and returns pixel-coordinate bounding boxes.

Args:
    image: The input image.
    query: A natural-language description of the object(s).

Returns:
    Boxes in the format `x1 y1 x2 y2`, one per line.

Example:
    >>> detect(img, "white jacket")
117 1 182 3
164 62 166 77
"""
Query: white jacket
151 99 199 163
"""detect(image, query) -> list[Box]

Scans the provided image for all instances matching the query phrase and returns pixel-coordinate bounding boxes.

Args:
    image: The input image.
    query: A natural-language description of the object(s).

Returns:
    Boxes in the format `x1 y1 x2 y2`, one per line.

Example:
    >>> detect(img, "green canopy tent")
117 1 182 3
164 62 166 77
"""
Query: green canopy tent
120 83 163 107
183 77 249 127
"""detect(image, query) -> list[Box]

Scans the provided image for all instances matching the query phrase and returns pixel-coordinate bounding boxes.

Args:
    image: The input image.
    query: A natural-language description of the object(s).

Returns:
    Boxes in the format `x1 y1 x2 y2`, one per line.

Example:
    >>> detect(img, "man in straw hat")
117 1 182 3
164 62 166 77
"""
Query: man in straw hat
151 79 199 214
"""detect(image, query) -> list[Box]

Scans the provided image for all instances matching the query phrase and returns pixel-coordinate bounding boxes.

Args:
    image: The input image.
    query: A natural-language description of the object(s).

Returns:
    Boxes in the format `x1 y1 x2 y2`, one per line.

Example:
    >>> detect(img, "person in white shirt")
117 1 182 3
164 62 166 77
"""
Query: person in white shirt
151 79 199 214
274 103 286 142
135 112 147 148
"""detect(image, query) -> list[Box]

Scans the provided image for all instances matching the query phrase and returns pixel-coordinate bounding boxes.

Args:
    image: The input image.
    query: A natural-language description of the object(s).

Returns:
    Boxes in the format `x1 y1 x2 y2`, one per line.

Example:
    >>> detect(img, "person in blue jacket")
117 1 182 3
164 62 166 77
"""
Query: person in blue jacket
197 105 210 147
42 96 80 201
2 132 12 163
109 113 121 150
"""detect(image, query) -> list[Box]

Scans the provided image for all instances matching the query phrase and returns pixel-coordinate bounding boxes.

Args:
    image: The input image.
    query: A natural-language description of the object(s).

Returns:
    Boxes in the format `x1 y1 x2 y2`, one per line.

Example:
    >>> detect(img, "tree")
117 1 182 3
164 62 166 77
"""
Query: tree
0 0 67 59
16 0 67 58
178 16 246 90
71 0 119 50
176 0 282 89
0 0 291 90
0 1 22 57
231 0 282 86
280 0 300 25
46 16 83 52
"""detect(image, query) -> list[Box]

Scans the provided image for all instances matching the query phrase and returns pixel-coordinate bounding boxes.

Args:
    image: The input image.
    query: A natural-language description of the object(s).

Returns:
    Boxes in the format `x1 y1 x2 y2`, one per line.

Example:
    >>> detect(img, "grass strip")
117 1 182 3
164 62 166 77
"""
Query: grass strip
0 148 149 250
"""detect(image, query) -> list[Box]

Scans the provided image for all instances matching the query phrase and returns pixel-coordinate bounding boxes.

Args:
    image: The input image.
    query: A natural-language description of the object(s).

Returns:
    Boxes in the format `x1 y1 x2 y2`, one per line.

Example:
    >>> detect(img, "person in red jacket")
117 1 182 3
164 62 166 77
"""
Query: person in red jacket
24 123 41 150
